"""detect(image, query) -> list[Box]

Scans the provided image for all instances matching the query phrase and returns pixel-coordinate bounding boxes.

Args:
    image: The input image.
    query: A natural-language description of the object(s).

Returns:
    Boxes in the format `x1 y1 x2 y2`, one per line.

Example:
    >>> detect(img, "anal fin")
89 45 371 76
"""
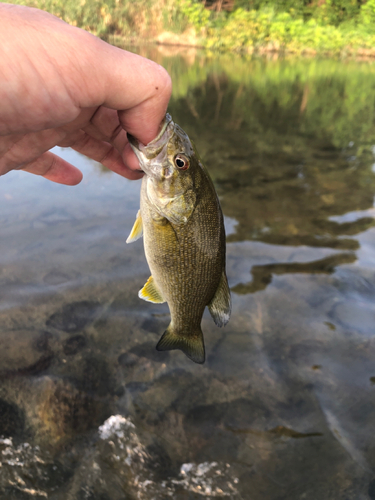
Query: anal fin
139 276 165 303
208 271 231 327
156 323 205 364
126 210 143 243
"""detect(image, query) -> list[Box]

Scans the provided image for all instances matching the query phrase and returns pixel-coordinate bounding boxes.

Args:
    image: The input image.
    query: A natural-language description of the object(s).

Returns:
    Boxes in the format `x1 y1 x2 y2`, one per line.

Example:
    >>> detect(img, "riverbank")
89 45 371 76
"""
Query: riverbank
6 0 375 57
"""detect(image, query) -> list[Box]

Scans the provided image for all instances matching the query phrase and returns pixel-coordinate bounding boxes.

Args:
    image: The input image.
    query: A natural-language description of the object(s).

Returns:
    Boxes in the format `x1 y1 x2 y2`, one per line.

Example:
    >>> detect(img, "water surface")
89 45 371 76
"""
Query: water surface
2 50 375 499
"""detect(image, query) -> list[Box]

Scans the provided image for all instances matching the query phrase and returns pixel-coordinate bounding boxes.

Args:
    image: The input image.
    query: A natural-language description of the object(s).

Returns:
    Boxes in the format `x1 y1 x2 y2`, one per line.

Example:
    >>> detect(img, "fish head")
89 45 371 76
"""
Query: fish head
127 113 196 181
128 114 201 223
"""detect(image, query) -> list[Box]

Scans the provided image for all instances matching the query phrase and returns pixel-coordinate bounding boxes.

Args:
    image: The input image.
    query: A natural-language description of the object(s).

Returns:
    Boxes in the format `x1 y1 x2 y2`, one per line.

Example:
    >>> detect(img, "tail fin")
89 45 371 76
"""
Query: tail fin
156 323 205 364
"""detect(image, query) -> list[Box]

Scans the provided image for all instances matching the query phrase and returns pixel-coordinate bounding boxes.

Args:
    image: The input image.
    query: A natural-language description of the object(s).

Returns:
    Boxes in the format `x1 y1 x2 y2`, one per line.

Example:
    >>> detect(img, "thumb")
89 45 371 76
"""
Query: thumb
82 42 172 145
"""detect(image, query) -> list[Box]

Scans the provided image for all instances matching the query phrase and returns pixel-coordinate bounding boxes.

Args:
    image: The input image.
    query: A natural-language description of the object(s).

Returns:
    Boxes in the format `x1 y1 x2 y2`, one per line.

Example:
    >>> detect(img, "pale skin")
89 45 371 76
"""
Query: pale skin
0 3 172 185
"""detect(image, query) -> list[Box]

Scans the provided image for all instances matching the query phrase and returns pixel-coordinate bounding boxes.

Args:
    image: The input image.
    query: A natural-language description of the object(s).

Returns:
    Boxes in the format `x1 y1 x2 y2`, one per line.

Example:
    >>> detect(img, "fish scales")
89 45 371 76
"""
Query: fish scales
142 176 223 328
127 114 231 364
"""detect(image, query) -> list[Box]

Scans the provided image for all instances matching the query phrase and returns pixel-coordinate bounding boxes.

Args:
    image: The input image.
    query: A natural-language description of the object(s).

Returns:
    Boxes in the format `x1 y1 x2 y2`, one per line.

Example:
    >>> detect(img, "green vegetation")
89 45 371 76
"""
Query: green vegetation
5 0 172 38
5 0 375 55
205 5 375 54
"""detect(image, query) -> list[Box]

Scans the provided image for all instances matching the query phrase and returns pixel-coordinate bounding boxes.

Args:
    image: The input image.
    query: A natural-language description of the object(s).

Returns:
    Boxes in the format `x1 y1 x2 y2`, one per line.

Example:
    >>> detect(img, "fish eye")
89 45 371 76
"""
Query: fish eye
174 154 190 170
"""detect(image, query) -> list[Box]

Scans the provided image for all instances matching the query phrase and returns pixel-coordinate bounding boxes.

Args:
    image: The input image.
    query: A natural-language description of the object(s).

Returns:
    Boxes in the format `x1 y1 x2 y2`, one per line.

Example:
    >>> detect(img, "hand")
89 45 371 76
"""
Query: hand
0 4 172 185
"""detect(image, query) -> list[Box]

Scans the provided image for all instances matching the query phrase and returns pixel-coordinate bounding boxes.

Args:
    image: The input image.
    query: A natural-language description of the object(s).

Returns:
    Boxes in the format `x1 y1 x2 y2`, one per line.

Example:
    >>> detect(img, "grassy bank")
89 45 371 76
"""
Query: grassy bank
5 0 375 55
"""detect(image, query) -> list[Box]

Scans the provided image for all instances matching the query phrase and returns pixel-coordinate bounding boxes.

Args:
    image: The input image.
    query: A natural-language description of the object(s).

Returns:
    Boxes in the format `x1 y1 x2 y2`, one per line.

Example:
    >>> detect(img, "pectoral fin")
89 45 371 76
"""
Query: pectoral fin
126 210 143 243
138 276 165 303
156 323 205 364
208 271 231 327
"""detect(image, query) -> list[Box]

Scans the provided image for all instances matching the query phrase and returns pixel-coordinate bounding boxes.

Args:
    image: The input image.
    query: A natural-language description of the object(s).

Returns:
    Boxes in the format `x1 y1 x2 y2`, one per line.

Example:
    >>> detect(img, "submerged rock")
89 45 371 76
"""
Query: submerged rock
66 415 241 499
0 436 71 498
0 400 25 440
46 301 103 333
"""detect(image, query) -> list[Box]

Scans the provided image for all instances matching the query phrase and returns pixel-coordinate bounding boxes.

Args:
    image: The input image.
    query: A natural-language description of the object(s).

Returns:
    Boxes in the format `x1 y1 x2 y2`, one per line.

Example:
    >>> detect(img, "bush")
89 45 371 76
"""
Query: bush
7 0 375 54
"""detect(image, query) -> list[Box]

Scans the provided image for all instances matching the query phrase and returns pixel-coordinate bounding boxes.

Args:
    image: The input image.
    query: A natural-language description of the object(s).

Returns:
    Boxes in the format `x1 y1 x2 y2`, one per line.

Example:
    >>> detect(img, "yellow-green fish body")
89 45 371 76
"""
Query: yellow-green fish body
127 114 231 363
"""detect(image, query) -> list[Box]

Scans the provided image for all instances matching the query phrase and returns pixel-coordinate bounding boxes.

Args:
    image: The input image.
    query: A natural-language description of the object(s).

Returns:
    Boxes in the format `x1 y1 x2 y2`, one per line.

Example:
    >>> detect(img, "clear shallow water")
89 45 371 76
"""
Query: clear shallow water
2 50 375 499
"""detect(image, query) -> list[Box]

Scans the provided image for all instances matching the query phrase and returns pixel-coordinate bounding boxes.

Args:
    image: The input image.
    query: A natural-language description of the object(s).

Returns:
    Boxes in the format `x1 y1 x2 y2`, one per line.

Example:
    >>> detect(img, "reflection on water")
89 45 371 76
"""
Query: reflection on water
2 49 375 498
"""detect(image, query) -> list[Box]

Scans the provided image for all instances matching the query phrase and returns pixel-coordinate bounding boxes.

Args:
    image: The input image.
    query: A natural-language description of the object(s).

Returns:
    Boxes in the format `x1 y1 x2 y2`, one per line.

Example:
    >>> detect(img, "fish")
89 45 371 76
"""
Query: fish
126 113 231 364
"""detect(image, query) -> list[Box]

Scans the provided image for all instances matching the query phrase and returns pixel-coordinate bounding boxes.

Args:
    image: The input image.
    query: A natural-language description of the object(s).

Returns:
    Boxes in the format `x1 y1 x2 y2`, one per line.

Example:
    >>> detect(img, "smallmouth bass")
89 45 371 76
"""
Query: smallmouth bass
127 114 231 364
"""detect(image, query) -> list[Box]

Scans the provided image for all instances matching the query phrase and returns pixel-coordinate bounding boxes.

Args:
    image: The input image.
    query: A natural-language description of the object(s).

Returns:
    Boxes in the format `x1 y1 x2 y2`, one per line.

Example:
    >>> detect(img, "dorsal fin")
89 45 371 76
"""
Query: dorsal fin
208 271 231 327
138 276 165 303
156 323 205 364
126 210 143 243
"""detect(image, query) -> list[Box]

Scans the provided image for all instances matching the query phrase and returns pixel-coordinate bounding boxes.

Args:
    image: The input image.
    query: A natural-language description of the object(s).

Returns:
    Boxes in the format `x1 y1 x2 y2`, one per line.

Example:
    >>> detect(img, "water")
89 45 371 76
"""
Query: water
1 48 375 499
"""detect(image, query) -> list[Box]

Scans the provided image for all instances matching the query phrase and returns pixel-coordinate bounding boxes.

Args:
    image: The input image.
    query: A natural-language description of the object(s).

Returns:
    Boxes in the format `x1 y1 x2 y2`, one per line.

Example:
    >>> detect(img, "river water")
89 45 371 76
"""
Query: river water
1 47 375 499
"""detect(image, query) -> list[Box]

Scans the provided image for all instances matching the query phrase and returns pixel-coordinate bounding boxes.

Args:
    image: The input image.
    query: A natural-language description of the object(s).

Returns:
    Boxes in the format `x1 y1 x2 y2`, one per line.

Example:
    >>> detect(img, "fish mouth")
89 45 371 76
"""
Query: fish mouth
127 114 173 168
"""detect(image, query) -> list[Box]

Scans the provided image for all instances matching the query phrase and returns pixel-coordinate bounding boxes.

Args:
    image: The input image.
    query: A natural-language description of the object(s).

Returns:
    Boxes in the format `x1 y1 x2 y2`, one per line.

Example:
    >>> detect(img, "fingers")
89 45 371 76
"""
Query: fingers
0 128 66 174
64 107 144 178
0 109 143 182
21 151 83 185
81 106 122 143
80 106 130 156
59 129 143 180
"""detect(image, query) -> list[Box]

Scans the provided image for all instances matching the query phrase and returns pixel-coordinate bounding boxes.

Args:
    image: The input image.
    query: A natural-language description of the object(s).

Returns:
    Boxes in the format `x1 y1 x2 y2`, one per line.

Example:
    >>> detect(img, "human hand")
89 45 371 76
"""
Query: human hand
0 4 172 185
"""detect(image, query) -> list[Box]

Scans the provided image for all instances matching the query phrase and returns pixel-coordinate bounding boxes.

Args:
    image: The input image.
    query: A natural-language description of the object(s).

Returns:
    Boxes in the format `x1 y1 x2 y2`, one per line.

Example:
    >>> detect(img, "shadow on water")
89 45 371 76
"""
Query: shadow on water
2 47 375 498
232 252 357 294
